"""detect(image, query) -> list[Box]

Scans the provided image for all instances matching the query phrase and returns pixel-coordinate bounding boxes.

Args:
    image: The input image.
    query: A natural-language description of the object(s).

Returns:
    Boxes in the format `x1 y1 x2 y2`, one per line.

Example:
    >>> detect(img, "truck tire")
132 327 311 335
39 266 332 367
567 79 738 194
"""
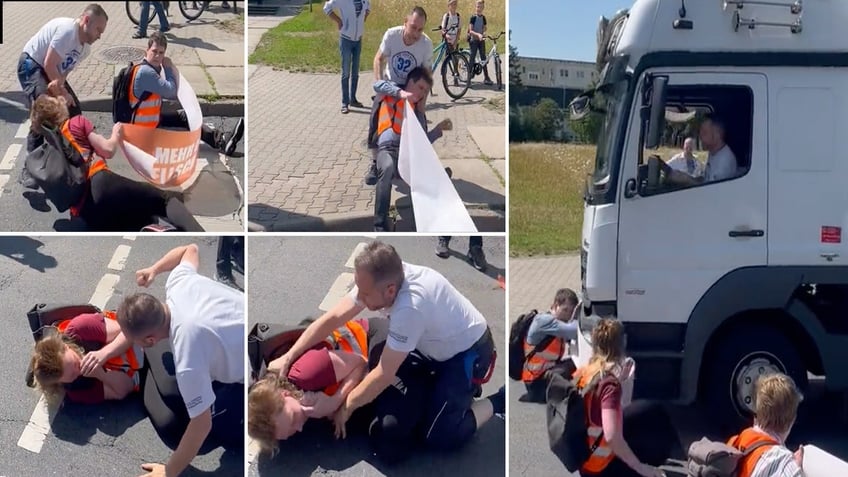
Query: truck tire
702 324 807 430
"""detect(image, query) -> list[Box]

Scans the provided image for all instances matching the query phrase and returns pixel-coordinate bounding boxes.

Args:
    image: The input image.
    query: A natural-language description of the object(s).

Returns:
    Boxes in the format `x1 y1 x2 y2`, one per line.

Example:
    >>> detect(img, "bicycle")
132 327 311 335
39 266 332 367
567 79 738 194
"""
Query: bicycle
430 26 471 100
461 31 506 91
125 1 212 26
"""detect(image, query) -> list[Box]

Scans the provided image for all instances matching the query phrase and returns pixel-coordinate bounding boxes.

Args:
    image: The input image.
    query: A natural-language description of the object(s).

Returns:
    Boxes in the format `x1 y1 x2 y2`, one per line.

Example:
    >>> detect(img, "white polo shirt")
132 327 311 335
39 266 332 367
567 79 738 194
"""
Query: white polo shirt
704 144 738 182
23 18 90 76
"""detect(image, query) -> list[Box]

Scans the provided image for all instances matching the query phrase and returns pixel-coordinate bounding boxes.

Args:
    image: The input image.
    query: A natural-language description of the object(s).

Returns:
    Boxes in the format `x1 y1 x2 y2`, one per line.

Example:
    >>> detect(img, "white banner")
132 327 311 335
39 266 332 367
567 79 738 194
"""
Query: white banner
804 445 848 477
397 101 477 233
120 72 204 189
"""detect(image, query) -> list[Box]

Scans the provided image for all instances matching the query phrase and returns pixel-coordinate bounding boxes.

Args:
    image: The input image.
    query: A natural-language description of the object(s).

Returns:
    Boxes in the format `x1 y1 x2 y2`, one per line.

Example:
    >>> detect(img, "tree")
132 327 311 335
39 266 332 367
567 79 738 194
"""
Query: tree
508 30 522 87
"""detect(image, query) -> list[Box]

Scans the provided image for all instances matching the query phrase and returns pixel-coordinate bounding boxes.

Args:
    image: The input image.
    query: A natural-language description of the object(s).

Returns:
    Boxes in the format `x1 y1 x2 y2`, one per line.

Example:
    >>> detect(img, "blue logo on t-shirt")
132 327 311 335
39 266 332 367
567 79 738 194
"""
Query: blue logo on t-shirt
392 51 418 79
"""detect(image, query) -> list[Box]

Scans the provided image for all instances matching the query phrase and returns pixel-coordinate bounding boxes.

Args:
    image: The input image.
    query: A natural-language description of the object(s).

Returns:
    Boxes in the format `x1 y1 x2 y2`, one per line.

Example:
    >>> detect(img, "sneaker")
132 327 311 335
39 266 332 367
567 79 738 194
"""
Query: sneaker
484 78 494 85
435 237 450 258
489 385 506 415
341 105 350 114
364 161 378 186
223 118 244 156
132 31 147 39
350 99 364 108
467 245 487 272
215 273 241 290
444 167 453 179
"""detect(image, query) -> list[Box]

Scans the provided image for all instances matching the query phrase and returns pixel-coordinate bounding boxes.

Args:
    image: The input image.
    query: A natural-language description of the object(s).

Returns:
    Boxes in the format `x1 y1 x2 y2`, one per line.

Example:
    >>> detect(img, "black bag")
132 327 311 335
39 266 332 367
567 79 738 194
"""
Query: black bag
247 321 311 383
25 303 103 387
508 310 554 381
547 372 603 473
112 61 151 124
24 125 88 212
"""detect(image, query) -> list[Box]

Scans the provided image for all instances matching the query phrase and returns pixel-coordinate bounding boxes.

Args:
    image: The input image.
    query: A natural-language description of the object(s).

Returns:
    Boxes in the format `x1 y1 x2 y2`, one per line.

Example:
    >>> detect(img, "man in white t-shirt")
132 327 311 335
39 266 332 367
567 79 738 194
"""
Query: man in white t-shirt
364 6 434 186
115 244 244 477
664 116 739 186
18 4 108 155
273 241 504 464
667 137 703 178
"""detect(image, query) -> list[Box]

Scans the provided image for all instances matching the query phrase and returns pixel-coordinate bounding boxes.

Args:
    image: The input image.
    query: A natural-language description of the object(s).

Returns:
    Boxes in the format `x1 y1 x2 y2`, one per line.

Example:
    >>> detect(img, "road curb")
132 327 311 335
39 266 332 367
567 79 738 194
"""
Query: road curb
249 204 505 232
79 96 245 117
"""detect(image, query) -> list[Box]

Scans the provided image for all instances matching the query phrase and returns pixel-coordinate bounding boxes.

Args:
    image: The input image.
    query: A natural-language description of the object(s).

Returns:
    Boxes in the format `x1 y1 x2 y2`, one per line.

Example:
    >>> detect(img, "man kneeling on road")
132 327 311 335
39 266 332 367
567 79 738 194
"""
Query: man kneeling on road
114 243 244 477
520 288 579 403
273 240 505 464
371 66 451 231
125 32 244 156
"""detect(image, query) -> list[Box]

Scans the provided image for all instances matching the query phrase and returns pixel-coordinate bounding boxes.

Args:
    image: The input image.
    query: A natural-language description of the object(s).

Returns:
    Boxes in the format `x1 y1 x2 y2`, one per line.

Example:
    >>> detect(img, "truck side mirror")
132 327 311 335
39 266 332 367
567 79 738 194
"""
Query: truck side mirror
569 95 591 120
644 76 668 149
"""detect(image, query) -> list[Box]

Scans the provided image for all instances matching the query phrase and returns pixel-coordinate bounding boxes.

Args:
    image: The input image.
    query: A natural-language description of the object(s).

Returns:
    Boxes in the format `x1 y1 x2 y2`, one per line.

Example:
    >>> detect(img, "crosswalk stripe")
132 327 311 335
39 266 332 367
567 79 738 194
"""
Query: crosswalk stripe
15 120 31 139
1 144 21 170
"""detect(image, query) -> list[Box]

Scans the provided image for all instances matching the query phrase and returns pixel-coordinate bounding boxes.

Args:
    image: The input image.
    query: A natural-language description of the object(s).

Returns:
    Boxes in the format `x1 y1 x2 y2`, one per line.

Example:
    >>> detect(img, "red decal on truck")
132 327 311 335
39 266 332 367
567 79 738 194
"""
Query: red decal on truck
821 226 842 244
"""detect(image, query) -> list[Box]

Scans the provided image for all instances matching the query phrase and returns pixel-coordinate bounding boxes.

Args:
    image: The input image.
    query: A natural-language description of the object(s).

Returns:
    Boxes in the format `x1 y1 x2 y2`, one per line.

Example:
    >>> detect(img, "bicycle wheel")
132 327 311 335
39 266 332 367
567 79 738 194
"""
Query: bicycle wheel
442 51 471 100
179 0 207 21
126 1 157 26
495 55 503 91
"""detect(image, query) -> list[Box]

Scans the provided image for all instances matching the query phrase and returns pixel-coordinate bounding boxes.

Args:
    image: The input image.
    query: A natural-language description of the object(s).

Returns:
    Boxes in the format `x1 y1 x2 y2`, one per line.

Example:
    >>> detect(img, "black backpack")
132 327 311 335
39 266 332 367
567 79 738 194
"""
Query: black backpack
24 124 89 212
112 61 152 123
508 310 554 381
547 371 604 473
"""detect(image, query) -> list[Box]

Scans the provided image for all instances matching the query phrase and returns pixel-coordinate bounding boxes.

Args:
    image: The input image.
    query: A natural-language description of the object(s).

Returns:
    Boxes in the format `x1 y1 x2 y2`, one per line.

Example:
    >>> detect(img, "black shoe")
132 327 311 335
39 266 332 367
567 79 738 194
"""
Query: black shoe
467 245 487 272
364 161 378 186
488 385 506 415
445 167 453 179
132 31 147 39
435 237 450 258
483 78 494 85
350 99 364 108
223 118 244 156
215 273 241 290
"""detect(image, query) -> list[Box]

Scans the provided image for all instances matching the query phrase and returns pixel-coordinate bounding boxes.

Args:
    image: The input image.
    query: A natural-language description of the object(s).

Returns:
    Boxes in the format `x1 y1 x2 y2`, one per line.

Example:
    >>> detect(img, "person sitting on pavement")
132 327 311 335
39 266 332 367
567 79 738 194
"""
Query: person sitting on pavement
666 137 702 178
364 6 434 186
17 3 109 187
725 373 805 477
436 236 487 272
29 310 142 404
273 241 505 465
519 288 579 403
127 32 244 156
133 1 170 40
114 243 244 477
570 319 671 477
29 94 203 232
248 319 370 452
371 66 451 232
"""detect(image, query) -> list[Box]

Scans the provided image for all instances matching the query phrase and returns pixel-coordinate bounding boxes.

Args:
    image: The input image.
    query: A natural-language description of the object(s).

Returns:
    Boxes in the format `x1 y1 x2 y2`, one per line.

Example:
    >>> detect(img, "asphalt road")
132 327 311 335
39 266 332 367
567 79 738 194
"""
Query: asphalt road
0 100 244 232
247 236 507 477
0 236 244 477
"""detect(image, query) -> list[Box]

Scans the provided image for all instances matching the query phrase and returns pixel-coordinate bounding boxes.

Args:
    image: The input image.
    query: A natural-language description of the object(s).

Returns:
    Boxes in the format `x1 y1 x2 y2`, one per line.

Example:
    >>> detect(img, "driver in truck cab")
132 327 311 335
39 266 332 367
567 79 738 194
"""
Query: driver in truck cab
661 115 739 186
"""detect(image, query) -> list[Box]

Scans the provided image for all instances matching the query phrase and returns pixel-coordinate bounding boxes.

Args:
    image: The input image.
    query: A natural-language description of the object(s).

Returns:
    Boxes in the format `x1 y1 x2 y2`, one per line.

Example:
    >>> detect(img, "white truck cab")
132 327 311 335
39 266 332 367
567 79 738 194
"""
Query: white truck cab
571 0 848 424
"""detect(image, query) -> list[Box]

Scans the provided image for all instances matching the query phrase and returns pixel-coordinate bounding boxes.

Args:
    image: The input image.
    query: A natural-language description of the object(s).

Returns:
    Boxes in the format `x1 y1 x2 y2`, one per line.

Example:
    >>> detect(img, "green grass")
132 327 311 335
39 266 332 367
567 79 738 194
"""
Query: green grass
510 143 688 256
250 0 506 72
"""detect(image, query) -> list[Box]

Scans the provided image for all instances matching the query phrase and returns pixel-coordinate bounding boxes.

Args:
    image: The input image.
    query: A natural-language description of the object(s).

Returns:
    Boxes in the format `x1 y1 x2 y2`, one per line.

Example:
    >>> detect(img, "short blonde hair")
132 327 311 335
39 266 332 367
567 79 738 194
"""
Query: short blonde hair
30 95 69 135
30 334 82 401
755 373 802 435
247 369 304 456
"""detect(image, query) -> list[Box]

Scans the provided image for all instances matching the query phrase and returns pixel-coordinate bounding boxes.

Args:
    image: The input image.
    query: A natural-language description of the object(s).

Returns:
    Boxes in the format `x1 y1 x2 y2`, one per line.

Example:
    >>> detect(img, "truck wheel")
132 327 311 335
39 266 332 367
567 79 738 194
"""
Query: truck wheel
702 324 807 429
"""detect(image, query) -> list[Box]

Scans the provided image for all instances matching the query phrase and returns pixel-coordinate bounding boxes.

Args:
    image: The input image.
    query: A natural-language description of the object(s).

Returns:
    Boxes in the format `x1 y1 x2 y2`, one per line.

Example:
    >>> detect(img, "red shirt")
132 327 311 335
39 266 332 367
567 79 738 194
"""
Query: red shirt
65 115 95 155
62 313 107 404
589 375 621 425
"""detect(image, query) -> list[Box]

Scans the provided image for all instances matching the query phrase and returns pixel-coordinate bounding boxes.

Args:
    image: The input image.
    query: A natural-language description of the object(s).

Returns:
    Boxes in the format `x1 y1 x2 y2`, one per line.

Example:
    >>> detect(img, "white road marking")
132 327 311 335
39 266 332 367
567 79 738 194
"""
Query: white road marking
107 245 132 271
247 437 262 464
318 272 355 312
15 120 31 139
1 144 22 170
0 174 10 196
123 235 137 241
344 242 368 269
18 265 122 453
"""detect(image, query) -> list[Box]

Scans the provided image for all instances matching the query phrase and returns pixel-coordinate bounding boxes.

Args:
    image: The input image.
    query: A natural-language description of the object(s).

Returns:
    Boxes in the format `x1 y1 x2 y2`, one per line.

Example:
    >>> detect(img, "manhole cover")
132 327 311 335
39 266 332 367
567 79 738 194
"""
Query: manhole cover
97 46 145 65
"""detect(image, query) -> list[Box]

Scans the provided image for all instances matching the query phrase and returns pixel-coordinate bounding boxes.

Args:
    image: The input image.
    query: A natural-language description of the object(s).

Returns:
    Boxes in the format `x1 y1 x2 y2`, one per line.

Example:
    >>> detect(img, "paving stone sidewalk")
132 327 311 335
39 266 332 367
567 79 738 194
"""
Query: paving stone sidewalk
0 1 244 106
509 254 580 318
247 66 506 231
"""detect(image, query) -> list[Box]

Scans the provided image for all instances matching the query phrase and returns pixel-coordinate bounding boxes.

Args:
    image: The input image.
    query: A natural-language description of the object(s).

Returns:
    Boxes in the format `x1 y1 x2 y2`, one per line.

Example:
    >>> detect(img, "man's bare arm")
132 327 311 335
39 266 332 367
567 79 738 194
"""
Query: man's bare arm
374 50 386 81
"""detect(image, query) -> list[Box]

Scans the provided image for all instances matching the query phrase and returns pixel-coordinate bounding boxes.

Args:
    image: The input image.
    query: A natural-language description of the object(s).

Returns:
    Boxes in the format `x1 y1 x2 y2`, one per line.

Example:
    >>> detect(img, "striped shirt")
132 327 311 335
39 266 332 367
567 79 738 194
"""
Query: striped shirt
749 427 803 477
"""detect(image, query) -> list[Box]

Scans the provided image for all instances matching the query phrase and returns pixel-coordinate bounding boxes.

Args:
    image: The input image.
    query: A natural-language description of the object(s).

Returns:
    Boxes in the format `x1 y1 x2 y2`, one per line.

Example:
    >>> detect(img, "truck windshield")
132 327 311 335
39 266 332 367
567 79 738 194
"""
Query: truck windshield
592 79 628 185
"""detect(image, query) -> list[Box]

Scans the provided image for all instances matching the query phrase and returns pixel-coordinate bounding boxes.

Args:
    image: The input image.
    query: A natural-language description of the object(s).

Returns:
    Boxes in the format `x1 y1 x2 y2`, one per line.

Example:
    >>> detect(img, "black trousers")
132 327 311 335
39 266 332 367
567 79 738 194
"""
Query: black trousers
216 236 244 277
368 327 495 464
80 170 203 232
159 111 219 149
440 236 483 249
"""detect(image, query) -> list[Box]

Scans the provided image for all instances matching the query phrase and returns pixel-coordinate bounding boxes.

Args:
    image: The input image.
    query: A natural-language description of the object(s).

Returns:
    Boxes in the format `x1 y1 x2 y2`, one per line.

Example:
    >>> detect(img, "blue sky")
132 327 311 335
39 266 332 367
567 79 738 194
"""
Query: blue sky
510 1 635 62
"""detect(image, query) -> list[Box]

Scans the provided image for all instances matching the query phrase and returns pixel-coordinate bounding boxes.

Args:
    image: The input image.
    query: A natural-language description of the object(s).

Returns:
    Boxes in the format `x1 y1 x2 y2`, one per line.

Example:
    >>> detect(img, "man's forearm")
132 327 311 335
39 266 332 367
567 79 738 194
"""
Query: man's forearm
289 313 343 361
346 367 392 412
102 331 132 360
166 411 212 477
338 359 367 400
373 55 384 81
150 245 194 275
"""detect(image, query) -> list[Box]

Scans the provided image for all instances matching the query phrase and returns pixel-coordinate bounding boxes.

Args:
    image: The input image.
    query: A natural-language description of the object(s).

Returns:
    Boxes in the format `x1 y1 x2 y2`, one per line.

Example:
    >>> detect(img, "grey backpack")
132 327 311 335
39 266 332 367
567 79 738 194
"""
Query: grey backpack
686 437 776 477
24 124 88 212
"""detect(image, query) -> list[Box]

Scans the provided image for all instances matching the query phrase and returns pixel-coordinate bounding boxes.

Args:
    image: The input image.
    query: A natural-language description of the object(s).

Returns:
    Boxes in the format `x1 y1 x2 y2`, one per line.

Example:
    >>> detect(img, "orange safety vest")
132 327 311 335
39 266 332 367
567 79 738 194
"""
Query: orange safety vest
376 96 408 137
59 119 107 217
727 427 779 477
575 368 616 475
57 311 142 392
320 320 368 396
127 63 162 127
521 335 566 383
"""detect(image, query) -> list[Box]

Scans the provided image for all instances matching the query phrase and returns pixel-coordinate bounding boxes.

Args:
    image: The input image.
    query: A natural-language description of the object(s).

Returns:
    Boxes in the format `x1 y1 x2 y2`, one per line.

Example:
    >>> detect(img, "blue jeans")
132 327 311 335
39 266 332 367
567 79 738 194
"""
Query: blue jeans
138 1 170 36
340 37 362 106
